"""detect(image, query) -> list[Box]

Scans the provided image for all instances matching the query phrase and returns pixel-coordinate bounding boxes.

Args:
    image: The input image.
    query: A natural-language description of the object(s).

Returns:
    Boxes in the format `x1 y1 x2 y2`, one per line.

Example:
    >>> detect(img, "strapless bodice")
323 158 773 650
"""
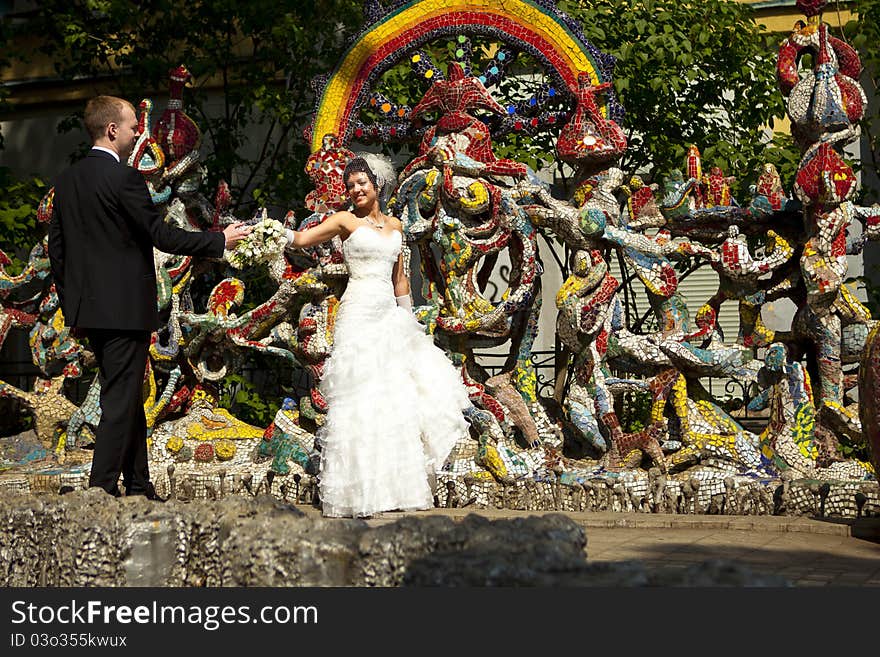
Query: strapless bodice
342 226 401 282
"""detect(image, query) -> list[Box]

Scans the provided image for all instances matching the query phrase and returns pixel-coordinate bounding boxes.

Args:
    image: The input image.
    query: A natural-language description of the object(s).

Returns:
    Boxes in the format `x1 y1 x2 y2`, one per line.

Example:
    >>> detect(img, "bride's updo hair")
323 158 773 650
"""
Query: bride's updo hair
342 157 379 191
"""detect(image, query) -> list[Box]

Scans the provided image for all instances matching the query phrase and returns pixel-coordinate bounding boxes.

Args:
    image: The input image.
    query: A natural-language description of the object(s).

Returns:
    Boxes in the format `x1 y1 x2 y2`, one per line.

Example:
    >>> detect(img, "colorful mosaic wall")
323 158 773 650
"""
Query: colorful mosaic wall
1 0 878 516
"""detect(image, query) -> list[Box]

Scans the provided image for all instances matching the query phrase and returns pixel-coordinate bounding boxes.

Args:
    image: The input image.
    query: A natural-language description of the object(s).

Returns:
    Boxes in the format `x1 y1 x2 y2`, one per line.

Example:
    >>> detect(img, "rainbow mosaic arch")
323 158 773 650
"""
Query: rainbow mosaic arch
309 0 620 152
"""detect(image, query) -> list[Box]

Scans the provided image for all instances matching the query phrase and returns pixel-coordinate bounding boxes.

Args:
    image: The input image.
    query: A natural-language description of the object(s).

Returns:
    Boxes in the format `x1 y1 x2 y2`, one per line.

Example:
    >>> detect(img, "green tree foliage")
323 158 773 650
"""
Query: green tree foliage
556 0 794 194
0 169 47 272
22 0 363 214
219 372 282 428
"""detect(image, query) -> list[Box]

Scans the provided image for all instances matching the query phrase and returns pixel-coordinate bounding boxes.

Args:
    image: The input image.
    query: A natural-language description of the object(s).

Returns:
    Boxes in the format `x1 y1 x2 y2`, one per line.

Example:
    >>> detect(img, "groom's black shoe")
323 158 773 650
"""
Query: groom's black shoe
128 482 166 503
144 483 166 502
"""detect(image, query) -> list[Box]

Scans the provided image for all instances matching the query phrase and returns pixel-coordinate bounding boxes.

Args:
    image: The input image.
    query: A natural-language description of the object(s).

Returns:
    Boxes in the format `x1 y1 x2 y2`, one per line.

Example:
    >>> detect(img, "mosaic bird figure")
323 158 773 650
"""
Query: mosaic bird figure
129 99 171 204
155 65 202 175
129 99 165 175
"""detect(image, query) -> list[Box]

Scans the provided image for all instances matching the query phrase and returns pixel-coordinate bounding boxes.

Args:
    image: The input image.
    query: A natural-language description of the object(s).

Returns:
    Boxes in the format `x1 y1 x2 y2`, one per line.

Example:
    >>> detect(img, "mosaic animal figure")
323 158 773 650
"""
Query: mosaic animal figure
0 239 51 301
64 375 101 448
0 239 52 352
601 421 667 473
1 238 85 379
659 372 767 475
705 224 796 348
0 377 78 449
64 363 182 449
396 139 541 341
748 343 820 476
258 399 320 475
176 277 299 382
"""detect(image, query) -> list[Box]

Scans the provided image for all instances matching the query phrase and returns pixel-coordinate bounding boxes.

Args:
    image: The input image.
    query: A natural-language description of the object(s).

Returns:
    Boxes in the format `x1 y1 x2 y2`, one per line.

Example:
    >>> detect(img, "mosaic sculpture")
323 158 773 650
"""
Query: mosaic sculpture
777 2 872 438
0 0 877 517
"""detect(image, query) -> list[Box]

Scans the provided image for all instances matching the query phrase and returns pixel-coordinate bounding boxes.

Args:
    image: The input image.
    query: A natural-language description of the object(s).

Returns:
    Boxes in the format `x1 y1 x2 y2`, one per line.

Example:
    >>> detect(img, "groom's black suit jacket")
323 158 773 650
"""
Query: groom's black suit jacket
48 149 224 331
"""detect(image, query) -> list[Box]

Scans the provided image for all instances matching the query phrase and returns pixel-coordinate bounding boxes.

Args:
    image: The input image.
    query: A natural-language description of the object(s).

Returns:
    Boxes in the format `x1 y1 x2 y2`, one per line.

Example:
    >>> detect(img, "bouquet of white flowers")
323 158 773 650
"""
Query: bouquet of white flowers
224 210 287 269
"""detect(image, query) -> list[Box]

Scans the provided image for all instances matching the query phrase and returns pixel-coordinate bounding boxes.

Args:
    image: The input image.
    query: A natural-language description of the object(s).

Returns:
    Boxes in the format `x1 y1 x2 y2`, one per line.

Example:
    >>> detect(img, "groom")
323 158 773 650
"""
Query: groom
48 95 251 500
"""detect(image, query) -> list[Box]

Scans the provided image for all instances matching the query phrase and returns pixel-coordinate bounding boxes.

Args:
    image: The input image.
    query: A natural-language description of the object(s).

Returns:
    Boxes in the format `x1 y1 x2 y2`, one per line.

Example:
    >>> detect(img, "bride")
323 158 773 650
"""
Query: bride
286 156 472 518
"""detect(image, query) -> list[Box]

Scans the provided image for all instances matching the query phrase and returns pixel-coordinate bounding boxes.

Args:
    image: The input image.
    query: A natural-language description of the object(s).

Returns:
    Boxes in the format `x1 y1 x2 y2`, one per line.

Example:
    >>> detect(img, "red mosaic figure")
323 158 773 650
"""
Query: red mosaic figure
304 134 356 213
684 144 706 208
155 65 202 169
705 166 735 208
754 163 786 212
556 72 627 174
400 62 527 180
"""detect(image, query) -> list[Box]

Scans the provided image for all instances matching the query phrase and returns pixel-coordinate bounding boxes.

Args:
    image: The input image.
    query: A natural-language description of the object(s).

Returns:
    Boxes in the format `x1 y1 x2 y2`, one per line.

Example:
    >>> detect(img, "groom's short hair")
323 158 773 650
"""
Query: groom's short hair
84 95 135 143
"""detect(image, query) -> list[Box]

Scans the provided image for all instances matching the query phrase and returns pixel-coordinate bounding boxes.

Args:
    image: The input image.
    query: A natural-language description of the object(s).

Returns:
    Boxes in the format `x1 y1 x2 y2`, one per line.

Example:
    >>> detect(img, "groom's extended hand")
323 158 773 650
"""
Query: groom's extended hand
222 221 252 248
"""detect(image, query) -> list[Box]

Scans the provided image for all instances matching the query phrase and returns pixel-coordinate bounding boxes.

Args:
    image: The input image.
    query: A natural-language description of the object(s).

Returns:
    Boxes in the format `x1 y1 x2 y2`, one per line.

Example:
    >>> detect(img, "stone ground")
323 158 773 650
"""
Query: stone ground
296 506 880 587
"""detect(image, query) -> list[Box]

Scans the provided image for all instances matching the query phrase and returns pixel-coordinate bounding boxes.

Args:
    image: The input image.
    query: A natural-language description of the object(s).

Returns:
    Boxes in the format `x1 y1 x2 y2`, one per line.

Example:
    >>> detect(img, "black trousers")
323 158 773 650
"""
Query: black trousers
86 329 151 495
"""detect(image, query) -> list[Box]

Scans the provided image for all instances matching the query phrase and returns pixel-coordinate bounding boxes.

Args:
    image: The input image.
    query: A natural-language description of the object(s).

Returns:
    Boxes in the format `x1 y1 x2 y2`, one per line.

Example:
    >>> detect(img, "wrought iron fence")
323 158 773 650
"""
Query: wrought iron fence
471 348 560 400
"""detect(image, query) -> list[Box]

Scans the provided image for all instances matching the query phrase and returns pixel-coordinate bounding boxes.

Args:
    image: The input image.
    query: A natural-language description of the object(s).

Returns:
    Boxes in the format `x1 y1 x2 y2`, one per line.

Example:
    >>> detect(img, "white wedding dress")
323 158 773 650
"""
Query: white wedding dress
317 225 472 517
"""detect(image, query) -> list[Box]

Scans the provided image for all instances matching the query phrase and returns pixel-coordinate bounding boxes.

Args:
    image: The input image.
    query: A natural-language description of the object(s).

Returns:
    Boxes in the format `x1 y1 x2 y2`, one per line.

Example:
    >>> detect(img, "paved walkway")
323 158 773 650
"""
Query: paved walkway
301 506 880 586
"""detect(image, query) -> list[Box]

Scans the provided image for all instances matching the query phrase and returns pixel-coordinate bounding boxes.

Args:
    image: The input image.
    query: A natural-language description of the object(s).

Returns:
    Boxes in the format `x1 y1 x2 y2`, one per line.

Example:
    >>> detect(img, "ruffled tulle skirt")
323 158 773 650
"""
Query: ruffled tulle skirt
317 279 471 518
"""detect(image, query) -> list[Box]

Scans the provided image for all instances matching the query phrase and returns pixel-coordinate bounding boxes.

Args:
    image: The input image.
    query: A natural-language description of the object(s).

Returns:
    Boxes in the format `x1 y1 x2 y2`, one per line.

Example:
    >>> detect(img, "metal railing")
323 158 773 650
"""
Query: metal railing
471 348 560 400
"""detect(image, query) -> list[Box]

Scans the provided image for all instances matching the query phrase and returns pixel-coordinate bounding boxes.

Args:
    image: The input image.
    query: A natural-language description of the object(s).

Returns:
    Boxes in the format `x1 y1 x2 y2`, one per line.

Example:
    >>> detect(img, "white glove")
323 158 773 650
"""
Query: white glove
284 228 297 247
395 295 413 310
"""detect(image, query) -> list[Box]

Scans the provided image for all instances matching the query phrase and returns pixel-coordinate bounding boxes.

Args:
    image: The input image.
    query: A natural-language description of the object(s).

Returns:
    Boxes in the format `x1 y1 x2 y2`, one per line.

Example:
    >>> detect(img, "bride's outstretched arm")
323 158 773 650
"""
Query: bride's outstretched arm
285 212 349 248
